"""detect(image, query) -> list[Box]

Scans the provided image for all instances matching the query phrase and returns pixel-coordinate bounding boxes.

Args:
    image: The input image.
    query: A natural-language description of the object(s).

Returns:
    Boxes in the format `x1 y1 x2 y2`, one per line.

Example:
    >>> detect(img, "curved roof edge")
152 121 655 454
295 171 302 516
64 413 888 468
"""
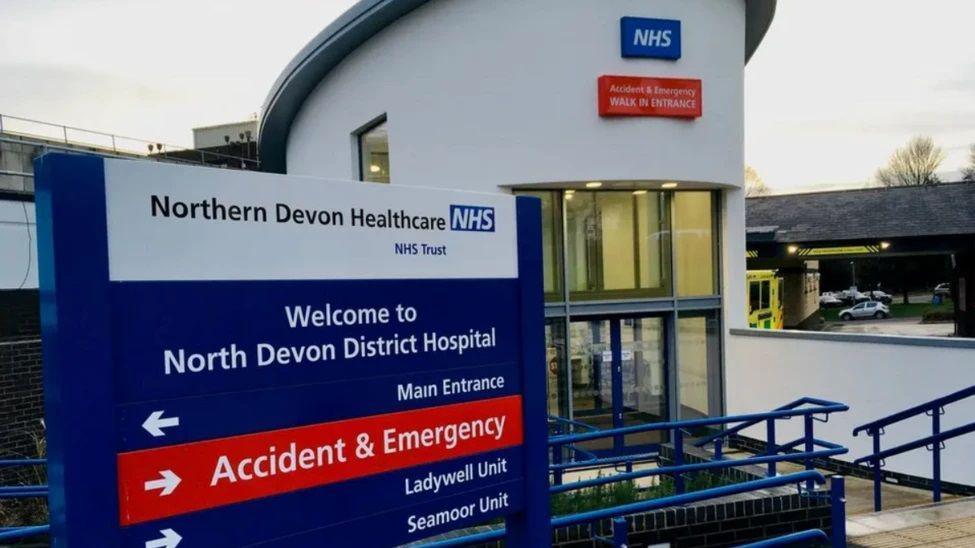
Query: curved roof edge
258 0 777 174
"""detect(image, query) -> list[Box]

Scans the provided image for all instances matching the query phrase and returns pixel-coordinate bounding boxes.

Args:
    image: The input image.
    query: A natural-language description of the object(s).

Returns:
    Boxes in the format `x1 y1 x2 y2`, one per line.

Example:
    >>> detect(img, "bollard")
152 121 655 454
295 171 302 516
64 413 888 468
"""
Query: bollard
766 418 777 477
714 438 724 460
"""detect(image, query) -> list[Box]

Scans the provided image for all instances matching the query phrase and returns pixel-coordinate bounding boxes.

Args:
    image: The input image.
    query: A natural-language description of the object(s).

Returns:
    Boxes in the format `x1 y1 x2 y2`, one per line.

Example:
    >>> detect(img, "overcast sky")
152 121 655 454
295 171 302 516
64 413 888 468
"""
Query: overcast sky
2 0 974 192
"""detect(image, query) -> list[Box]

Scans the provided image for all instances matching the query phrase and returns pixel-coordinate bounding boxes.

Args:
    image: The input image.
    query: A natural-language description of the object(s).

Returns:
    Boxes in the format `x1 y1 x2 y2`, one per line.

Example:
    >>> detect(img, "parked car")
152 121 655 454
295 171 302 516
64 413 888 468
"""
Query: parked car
819 293 844 308
838 289 871 305
839 301 891 321
867 290 893 304
934 283 952 298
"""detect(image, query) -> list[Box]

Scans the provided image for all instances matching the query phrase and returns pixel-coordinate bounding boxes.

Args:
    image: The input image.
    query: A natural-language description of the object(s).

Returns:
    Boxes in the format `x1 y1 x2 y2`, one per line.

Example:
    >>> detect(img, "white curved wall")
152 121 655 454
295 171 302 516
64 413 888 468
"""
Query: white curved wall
285 0 747 192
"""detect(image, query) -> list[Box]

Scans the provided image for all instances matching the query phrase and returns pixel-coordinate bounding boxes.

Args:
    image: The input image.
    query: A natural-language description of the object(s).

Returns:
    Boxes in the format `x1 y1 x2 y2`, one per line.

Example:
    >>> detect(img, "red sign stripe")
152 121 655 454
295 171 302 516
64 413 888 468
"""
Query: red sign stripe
117 395 523 525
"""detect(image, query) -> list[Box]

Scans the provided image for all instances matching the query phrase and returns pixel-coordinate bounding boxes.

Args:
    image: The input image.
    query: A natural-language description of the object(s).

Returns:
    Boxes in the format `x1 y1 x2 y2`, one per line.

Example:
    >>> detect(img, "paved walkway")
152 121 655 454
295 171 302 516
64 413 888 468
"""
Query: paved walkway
849 498 975 547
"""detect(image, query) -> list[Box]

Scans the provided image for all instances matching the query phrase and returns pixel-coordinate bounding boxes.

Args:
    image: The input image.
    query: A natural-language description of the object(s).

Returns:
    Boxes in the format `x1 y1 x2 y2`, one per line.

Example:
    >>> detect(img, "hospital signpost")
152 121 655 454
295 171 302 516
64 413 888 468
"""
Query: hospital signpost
35 153 549 547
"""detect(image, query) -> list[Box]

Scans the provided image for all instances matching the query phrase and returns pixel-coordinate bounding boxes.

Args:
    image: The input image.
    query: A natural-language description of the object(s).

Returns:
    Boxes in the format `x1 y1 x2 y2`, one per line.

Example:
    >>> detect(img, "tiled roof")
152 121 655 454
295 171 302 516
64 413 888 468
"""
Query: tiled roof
746 183 975 243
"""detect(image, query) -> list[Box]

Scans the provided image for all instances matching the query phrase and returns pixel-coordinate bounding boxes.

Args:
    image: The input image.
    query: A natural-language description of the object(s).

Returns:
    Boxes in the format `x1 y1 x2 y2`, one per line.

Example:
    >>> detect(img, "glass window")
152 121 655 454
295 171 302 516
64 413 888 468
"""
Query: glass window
749 281 761 311
357 119 390 184
678 313 722 419
760 280 770 309
674 192 717 296
515 191 563 300
565 191 671 300
544 318 567 418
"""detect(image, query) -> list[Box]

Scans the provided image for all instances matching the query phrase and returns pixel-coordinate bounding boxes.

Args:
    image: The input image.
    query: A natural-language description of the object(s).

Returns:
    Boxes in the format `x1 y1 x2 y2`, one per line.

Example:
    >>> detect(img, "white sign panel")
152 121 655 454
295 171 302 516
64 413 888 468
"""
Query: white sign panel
104 160 517 281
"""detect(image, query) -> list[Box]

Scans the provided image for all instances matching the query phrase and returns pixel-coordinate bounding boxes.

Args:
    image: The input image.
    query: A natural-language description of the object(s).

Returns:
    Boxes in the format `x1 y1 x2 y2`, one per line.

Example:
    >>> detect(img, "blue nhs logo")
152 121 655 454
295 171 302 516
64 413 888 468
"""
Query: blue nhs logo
449 205 495 232
620 17 681 60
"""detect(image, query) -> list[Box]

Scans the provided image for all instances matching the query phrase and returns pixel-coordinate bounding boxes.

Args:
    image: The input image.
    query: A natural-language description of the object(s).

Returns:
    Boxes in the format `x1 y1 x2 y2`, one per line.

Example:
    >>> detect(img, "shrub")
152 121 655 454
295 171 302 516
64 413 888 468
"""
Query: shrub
922 310 954 323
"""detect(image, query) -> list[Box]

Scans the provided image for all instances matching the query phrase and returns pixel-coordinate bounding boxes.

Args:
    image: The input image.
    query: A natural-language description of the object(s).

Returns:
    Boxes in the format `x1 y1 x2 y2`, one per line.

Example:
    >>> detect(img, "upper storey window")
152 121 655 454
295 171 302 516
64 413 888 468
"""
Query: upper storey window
357 117 390 184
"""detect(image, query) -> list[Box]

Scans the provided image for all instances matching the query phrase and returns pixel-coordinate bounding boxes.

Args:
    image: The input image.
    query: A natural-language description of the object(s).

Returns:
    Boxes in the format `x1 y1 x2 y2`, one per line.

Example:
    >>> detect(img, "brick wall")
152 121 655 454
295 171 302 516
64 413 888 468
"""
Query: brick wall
0 289 43 460
0 339 44 459
554 490 834 547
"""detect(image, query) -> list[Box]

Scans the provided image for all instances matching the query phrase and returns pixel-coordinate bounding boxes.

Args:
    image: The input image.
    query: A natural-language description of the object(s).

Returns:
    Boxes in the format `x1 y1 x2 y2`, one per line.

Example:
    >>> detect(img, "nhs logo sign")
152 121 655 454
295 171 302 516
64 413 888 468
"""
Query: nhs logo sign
450 205 495 232
621 17 681 60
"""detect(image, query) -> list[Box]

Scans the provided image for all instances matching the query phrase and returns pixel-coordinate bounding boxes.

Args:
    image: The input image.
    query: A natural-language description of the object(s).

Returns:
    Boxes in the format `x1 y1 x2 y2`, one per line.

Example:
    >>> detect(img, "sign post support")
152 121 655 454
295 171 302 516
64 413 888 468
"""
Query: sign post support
505 197 551 546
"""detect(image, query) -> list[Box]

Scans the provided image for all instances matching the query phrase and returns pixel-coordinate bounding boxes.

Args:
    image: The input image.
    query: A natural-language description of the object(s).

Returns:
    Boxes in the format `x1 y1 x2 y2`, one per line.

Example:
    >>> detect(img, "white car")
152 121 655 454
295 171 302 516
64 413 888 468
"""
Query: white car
839 301 891 321
867 290 893 304
820 293 844 307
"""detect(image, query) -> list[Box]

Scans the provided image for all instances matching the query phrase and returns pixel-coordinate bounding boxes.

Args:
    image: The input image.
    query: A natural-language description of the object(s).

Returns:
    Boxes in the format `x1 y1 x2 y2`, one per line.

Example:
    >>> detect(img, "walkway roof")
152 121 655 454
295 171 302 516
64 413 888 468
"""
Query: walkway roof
747 183 975 244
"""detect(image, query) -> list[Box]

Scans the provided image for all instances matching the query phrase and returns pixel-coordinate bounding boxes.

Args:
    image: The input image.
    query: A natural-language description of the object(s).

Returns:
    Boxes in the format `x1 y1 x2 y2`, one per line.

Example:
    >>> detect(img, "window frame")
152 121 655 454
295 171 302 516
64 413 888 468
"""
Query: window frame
354 114 389 183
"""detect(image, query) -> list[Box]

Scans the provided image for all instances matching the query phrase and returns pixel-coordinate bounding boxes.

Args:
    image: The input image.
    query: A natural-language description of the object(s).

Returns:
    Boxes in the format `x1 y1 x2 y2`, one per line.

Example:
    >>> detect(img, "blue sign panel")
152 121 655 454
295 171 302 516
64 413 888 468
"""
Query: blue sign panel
35 154 549 547
620 17 682 60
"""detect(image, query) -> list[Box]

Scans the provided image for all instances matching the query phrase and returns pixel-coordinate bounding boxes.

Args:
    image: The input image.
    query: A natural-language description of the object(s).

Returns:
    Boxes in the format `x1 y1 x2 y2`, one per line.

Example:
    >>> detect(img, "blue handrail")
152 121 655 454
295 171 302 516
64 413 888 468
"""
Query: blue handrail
0 525 50 541
0 459 46 467
551 446 846 495
548 414 599 433
695 397 844 449
852 384 975 511
549 401 847 447
0 458 50 540
549 399 847 494
852 385 975 437
736 528 829 547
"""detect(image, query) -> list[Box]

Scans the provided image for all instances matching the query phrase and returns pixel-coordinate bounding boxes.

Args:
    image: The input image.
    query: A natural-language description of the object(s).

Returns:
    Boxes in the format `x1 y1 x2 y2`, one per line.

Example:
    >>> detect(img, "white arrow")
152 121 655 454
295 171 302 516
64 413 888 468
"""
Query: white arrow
144 469 181 496
142 411 180 437
146 528 181 548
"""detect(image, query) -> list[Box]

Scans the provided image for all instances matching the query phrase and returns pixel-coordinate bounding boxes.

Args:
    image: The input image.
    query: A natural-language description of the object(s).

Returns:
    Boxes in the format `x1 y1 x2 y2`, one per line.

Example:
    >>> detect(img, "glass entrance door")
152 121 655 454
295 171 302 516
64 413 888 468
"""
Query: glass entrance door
569 316 667 453
619 317 667 447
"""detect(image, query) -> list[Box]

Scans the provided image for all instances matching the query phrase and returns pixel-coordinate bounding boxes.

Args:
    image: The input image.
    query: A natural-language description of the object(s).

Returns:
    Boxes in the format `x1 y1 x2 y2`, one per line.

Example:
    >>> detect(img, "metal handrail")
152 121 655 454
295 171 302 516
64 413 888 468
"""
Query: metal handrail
0 525 50 541
551 445 847 495
737 529 829 547
0 459 45 467
852 384 975 436
854 421 975 465
418 471 836 548
694 397 842 448
0 113 258 166
550 401 848 446
852 385 975 511
548 414 599 433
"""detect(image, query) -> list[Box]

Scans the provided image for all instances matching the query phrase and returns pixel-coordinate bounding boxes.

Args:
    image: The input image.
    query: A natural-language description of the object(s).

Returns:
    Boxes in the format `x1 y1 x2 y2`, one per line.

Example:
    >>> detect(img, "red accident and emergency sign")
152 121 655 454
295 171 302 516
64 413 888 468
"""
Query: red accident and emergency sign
117 395 524 525
598 75 702 118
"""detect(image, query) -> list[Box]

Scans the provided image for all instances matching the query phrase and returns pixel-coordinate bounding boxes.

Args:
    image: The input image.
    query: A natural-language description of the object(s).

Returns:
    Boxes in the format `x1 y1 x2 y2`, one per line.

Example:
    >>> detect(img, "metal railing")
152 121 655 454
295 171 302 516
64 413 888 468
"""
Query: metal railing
853 384 975 511
3 401 850 546
421 471 846 548
0 113 258 170
0 459 48 541
421 399 849 548
551 397 848 494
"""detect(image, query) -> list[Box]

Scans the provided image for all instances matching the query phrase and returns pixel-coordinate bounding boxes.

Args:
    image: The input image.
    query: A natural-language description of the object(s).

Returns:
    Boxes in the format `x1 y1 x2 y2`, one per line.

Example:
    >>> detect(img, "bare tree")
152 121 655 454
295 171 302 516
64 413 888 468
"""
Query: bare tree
875 136 945 187
745 166 770 197
963 144 975 182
